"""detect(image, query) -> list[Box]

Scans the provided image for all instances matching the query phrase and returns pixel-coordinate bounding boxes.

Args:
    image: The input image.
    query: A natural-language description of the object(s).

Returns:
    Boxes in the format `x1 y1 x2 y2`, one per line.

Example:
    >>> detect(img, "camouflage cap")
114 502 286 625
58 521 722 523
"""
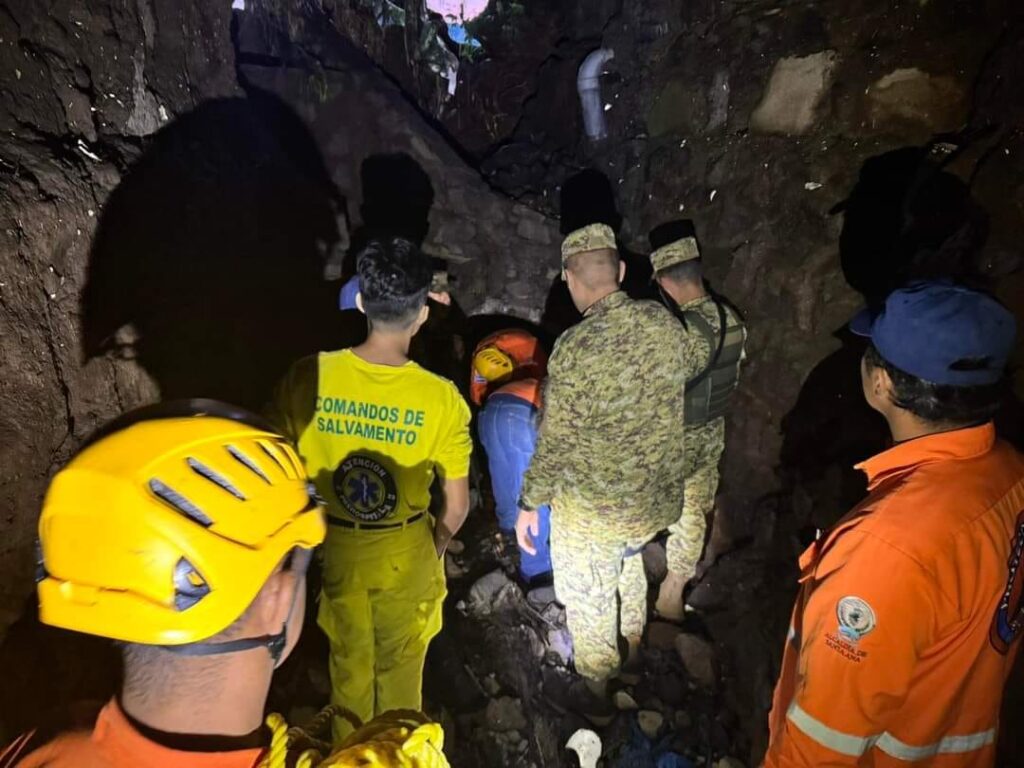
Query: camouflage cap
430 270 451 293
561 223 617 265
651 236 700 273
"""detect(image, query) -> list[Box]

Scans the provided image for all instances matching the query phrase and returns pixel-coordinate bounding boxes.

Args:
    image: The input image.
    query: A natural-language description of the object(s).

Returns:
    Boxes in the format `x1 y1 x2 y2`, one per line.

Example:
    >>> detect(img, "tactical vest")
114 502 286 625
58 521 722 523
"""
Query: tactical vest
681 300 746 426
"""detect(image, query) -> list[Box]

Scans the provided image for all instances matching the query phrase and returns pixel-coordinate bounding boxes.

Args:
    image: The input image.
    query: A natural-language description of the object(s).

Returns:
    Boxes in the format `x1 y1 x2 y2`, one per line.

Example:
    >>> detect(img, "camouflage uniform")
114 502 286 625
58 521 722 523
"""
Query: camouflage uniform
665 296 732 578
651 238 747 582
520 224 692 681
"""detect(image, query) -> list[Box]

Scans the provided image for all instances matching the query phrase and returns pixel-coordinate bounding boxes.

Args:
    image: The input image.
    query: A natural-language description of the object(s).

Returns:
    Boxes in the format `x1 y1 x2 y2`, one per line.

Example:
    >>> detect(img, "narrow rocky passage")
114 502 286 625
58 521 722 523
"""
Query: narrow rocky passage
1 1 1023 766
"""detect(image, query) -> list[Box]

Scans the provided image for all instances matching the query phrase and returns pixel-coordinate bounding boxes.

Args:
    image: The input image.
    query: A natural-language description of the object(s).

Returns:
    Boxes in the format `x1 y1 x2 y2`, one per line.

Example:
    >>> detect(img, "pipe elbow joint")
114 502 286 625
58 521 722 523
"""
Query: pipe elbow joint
577 48 615 142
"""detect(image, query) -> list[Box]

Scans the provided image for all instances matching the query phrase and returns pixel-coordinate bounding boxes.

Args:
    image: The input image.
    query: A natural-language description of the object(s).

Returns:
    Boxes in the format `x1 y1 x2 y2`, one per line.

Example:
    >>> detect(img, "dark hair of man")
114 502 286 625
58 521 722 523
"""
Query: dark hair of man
357 237 432 328
656 259 702 285
863 342 1005 426
565 248 619 290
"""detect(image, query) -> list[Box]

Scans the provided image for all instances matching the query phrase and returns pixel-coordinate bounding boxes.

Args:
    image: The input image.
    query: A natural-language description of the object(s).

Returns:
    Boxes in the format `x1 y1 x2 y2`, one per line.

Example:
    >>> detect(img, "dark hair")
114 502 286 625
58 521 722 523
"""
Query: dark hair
863 343 1005 426
657 258 702 284
357 238 432 327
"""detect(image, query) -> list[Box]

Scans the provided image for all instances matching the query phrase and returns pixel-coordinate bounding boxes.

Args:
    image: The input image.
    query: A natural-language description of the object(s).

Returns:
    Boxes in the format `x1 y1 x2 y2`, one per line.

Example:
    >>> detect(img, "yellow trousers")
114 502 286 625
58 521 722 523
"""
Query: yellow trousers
317 517 446 743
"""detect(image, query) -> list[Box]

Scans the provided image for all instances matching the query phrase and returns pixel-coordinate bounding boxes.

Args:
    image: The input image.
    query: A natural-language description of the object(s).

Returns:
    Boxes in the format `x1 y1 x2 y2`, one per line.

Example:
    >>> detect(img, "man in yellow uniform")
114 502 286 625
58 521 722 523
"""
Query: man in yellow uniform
271 237 472 742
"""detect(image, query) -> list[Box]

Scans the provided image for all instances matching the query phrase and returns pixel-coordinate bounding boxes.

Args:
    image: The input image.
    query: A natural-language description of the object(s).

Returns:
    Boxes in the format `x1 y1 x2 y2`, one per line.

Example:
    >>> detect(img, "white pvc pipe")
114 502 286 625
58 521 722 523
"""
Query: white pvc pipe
577 48 615 141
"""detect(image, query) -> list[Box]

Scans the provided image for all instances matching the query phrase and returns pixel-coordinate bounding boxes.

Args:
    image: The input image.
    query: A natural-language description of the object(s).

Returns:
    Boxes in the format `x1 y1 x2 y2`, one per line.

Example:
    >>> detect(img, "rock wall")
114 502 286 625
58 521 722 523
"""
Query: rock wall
0 0 560 644
235 11 560 322
0 0 238 635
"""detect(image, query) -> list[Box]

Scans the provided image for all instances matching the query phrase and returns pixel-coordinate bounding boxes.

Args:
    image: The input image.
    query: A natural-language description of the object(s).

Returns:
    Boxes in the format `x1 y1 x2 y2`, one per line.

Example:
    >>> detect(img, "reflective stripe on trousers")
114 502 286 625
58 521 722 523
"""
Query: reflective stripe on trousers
787 703 996 761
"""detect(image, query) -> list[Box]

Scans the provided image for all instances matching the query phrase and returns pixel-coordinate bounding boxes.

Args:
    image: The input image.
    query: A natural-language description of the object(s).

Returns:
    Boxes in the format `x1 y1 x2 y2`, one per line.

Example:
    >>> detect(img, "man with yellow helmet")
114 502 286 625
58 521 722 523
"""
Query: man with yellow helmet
470 329 551 583
1 401 454 768
1 401 327 767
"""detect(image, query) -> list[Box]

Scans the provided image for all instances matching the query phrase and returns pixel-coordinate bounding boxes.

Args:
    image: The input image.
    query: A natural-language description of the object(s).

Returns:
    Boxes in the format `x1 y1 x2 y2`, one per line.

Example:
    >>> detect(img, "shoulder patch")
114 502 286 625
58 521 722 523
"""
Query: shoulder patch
991 509 1024 654
836 596 876 642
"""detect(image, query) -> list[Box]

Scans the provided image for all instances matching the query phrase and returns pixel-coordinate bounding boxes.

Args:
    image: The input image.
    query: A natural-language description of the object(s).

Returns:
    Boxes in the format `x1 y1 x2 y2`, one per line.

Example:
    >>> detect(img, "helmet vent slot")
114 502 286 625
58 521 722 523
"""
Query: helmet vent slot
173 557 211 611
149 479 214 527
34 538 48 584
256 440 292 479
187 457 246 500
227 444 270 484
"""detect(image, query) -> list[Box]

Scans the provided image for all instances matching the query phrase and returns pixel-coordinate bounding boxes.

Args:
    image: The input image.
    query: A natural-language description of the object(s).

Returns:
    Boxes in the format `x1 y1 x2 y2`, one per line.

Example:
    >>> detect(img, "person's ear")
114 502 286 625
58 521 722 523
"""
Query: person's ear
355 292 365 316
618 260 626 284
873 365 892 400
411 302 430 333
251 566 297 638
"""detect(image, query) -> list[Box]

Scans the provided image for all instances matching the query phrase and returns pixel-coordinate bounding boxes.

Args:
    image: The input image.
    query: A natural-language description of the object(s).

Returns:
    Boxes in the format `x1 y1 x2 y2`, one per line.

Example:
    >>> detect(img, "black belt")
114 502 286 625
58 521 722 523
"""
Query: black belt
327 511 426 531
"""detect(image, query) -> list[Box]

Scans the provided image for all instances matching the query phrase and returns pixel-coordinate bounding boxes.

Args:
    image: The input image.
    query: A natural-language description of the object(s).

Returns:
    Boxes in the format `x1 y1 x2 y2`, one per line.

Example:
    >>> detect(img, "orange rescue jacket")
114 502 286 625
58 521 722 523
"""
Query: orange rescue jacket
491 377 543 409
469 329 547 406
1 699 265 768
765 423 1024 767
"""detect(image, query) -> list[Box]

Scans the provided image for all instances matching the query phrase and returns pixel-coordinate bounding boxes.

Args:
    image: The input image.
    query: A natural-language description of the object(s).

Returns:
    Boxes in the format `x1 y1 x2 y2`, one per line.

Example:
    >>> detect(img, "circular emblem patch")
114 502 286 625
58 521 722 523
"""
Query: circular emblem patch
837 596 876 642
332 455 398 522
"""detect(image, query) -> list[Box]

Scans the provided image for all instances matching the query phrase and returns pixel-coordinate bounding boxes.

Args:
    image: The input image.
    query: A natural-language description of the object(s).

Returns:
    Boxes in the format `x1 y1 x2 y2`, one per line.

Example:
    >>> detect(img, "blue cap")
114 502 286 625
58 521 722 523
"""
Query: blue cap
850 281 1016 386
339 275 360 311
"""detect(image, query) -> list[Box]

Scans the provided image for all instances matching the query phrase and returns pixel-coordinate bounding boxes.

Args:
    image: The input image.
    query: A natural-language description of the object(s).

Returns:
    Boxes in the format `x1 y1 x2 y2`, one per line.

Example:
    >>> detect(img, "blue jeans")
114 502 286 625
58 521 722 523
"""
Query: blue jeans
478 394 552 580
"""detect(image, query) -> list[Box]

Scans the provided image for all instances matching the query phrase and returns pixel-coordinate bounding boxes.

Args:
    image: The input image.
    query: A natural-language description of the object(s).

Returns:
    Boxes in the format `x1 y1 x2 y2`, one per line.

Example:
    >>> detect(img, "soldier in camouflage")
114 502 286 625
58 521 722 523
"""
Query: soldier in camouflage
649 234 747 622
515 223 692 718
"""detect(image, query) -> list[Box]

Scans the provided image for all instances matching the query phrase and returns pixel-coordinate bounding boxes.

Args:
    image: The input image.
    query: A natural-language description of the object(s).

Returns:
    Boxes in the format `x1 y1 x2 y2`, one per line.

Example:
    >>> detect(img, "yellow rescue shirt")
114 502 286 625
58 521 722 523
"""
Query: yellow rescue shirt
270 349 472 525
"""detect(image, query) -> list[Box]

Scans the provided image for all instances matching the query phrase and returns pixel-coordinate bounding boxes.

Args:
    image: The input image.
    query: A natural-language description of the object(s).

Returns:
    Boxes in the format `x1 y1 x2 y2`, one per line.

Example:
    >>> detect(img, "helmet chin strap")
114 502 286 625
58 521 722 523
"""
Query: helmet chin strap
158 627 288 664
159 578 302 667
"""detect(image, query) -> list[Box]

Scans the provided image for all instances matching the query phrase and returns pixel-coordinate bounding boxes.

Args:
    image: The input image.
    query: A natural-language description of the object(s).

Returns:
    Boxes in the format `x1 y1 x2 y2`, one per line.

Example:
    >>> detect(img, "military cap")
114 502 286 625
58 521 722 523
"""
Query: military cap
650 236 700 273
561 223 618 265
430 270 450 294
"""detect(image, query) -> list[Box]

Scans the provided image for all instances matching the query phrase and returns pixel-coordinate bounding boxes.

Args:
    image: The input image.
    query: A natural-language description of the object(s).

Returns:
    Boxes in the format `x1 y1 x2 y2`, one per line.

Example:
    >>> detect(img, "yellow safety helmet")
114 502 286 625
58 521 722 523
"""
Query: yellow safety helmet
37 400 326 650
472 346 514 384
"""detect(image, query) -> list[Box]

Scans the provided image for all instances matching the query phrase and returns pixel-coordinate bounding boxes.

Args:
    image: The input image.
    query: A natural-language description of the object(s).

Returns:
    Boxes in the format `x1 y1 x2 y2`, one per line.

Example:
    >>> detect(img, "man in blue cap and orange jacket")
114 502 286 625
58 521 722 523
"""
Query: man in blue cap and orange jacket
766 281 1024 767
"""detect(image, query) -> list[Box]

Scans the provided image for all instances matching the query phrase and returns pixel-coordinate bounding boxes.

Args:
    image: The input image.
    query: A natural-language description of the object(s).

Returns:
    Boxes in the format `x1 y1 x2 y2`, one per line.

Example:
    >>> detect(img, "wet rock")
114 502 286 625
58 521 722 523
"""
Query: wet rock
546 627 574 666
866 68 966 133
646 621 683 651
750 51 838 135
614 690 639 710
638 710 664 739
486 696 528 732
648 80 704 137
527 585 558 608
482 674 502 697
467 569 515 615
675 634 716 688
643 541 668 584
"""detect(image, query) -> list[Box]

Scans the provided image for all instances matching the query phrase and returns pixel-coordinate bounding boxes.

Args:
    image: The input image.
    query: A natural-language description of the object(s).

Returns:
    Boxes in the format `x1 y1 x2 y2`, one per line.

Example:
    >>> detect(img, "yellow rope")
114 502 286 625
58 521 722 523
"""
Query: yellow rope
258 706 451 768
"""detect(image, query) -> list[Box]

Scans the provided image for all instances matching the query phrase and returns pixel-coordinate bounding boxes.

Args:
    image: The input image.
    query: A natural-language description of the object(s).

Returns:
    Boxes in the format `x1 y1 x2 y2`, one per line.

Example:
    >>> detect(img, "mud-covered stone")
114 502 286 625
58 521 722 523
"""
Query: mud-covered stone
750 51 838 135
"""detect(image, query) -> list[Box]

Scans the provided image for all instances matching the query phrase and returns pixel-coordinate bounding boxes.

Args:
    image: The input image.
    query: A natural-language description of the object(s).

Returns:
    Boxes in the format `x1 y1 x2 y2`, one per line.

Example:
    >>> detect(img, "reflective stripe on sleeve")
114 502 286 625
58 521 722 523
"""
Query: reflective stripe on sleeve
786 625 797 644
787 703 996 761
877 729 996 760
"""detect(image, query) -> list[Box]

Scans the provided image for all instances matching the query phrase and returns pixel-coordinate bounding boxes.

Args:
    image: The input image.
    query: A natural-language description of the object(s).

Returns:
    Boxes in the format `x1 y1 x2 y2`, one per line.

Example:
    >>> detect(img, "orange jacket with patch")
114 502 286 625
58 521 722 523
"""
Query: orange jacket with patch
1 699 265 768
765 423 1024 767
469 329 547 406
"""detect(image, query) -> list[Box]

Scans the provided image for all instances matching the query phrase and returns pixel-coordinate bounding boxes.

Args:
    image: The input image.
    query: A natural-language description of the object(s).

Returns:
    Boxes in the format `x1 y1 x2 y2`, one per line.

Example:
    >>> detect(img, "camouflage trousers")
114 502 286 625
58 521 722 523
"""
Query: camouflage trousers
550 507 653 681
666 418 725 579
